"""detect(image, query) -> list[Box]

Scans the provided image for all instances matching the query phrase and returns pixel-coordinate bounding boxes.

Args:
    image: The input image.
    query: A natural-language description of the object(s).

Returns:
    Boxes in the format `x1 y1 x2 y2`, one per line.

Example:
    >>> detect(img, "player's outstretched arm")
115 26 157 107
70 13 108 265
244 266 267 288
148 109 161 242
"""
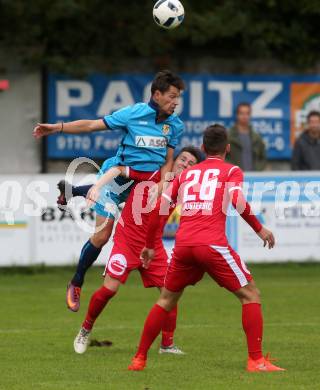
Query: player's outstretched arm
86 166 125 207
33 119 107 139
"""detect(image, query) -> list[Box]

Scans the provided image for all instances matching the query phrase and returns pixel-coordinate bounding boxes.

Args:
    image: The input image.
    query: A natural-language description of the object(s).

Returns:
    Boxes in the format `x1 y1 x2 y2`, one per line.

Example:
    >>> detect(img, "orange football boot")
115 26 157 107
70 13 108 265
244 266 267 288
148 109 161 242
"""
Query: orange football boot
247 353 286 372
66 282 81 312
128 355 147 371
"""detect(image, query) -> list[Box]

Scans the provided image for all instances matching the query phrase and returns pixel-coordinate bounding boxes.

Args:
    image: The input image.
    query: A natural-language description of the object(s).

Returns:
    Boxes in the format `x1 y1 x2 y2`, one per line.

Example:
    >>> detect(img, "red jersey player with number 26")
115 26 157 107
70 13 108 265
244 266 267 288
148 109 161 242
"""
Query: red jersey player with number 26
128 124 285 373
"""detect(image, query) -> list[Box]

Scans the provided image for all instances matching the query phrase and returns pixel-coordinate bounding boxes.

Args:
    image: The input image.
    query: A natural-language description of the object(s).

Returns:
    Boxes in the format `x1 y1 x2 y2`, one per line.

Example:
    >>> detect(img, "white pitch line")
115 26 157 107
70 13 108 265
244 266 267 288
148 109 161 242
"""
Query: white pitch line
0 322 319 334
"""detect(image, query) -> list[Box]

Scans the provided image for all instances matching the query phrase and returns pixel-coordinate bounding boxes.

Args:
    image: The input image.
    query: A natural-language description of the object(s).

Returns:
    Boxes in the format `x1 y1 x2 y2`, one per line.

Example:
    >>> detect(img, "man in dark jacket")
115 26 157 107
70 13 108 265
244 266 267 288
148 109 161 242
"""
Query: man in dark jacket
291 110 320 170
227 103 266 171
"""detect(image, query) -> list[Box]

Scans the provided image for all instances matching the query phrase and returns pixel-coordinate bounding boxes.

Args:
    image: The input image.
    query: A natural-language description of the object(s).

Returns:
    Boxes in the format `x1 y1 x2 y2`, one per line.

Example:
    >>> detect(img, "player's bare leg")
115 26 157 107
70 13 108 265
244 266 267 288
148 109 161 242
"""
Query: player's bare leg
128 288 183 371
234 280 285 372
74 274 121 353
67 216 114 312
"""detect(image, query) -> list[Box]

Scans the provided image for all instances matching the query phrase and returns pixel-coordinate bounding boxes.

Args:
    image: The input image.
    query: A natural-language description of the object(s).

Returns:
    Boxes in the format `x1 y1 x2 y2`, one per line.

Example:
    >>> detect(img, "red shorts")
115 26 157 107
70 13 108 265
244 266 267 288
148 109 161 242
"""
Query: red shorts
164 245 252 292
104 240 169 288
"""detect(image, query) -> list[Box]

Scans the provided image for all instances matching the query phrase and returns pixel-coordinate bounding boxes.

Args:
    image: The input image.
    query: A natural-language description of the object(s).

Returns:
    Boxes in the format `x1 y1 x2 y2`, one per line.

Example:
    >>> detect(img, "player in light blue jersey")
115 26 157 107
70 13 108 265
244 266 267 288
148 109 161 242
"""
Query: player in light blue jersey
33 70 185 311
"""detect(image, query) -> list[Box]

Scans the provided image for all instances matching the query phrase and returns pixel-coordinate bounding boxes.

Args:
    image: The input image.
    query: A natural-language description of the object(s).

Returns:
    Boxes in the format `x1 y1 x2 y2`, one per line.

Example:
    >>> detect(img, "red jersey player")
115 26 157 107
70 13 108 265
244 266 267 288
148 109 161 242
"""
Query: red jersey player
73 147 202 355
128 124 285 372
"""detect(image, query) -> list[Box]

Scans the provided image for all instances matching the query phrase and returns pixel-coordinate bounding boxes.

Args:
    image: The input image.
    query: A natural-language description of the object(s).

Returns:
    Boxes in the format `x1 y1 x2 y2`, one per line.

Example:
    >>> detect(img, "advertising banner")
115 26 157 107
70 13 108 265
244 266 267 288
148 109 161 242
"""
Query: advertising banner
0 172 320 266
48 74 320 161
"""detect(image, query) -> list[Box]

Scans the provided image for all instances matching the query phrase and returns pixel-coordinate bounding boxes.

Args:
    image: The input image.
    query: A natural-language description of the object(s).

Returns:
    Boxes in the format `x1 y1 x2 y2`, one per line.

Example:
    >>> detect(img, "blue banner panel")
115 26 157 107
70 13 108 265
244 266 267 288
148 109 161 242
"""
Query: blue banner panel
47 73 320 160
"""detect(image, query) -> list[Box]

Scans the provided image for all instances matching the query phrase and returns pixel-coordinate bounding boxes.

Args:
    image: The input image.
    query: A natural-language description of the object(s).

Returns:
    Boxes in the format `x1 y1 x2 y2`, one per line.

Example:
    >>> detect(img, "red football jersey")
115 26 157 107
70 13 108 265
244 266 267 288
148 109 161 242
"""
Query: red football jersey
114 168 166 249
162 157 244 247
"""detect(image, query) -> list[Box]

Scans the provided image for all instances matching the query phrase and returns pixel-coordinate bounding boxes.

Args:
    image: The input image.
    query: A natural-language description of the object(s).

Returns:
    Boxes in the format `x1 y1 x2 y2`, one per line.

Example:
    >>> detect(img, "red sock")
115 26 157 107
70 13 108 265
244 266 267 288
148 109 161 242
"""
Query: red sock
161 305 177 347
136 304 169 359
82 286 116 331
242 303 263 360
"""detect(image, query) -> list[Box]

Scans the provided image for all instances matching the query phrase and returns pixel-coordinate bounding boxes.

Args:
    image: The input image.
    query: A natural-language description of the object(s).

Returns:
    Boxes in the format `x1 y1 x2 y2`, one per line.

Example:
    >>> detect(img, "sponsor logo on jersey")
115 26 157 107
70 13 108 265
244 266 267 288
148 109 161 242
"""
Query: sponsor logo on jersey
107 253 127 276
135 136 168 148
162 124 170 135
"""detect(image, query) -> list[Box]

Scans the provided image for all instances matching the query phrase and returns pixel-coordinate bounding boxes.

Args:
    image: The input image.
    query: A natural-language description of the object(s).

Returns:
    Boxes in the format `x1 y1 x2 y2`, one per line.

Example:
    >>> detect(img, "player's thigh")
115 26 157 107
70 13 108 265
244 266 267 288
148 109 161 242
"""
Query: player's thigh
164 246 204 292
103 241 141 285
196 245 252 293
91 215 114 247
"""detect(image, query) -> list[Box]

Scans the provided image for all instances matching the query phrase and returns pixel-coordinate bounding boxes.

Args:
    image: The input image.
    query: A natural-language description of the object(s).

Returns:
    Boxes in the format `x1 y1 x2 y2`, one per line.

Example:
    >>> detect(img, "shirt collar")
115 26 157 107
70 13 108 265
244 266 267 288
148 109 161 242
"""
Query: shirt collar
207 156 224 161
148 98 170 123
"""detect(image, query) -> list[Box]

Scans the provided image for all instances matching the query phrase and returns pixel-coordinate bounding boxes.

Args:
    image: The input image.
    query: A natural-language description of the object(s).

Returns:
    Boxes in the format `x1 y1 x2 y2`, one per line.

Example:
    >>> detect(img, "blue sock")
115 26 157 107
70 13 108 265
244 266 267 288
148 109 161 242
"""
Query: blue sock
72 184 92 197
71 240 101 287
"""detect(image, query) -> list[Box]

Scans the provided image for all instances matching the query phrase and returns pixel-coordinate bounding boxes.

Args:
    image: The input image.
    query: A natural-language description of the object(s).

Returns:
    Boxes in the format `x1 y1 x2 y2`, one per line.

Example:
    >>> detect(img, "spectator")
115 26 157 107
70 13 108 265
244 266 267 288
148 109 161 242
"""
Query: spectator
227 103 266 171
291 110 320 170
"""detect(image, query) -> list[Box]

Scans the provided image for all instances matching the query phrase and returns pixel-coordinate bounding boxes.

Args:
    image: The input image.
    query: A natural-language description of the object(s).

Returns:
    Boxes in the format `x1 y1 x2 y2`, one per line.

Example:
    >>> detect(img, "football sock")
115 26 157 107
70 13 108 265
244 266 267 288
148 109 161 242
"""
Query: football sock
135 304 169 359
72 184 92 198
71 240 101 287
242 303 263 360
82 286 116 331
161 305 177 347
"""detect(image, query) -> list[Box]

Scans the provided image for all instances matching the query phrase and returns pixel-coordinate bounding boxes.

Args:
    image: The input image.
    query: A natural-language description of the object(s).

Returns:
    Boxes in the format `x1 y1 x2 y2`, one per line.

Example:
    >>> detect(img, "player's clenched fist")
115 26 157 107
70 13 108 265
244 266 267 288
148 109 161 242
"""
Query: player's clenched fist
257 227 275 249
140 247 155 269
33 123 62 139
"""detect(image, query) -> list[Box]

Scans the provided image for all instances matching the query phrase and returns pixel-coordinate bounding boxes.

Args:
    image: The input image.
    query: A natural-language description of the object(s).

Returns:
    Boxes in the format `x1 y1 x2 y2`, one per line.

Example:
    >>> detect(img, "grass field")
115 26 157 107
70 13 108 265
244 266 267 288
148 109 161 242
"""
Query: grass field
1 263 320 390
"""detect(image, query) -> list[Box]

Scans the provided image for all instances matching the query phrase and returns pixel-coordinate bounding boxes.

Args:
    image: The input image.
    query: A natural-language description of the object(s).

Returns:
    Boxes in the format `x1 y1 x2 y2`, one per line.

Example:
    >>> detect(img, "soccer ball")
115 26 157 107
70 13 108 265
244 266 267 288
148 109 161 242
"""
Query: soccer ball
153 0 185 30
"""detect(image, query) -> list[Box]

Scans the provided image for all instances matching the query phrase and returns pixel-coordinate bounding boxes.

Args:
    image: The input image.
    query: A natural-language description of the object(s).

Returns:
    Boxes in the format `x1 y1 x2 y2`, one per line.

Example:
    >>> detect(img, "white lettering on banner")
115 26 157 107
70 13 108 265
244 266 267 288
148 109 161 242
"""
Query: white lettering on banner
304 182 320 204
135 136 167 148
56 135 92 151
94 135 121 150
275 181 301 219
55 79 285 127
248 82 283 118
208 82 243 117
190 82 203 118
57 81 93 116
0 181 22 224
97 81 135 116
251 120 283 135
24 181 49 217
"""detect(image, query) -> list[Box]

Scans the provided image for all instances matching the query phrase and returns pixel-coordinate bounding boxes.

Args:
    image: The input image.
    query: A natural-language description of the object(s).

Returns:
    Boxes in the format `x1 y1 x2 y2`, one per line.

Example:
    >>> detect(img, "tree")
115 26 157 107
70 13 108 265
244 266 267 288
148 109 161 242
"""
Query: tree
1 0 320 73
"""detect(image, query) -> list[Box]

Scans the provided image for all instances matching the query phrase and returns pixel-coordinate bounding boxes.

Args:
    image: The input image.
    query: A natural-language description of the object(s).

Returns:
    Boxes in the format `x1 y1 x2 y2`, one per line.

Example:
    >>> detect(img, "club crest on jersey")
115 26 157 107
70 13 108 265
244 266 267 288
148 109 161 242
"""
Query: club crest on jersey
162 124 170 135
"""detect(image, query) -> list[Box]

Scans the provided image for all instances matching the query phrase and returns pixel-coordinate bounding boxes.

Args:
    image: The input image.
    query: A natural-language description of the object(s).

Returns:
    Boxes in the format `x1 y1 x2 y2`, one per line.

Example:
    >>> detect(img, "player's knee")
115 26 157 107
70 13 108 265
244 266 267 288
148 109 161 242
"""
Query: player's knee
157 289 179 311
235 283 261 304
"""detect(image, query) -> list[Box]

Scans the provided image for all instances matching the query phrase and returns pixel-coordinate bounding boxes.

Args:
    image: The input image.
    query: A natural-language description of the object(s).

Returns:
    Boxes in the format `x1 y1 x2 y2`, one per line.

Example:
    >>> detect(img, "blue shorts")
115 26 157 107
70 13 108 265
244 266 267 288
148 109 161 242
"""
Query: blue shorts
93 157 134 219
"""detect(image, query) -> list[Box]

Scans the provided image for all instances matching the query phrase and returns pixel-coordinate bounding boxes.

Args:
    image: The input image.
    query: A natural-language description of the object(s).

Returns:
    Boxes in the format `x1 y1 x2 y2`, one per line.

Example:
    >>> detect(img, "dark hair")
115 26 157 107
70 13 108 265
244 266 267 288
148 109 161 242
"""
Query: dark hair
203 124 228 155
151 70 185 95
307 110 320 122
177 146 204 163
236 102 251 115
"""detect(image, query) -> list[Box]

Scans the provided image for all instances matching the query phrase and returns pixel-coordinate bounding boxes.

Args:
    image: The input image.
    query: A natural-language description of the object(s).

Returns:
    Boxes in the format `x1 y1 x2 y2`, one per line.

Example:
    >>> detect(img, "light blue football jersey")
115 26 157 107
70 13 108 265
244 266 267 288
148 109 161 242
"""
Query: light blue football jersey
102 100 184 171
